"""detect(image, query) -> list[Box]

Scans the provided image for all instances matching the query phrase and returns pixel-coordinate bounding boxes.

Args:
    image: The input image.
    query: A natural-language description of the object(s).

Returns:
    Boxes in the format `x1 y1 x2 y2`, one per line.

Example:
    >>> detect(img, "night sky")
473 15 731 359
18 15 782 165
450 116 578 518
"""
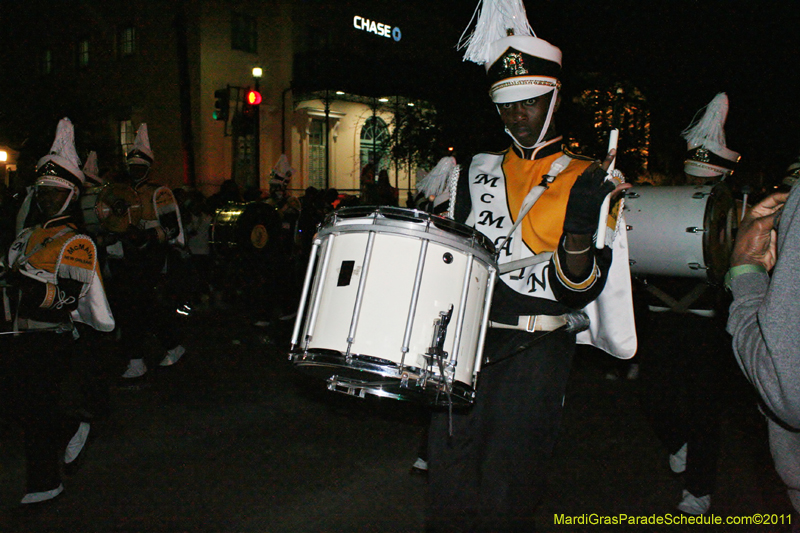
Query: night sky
407 0 800 187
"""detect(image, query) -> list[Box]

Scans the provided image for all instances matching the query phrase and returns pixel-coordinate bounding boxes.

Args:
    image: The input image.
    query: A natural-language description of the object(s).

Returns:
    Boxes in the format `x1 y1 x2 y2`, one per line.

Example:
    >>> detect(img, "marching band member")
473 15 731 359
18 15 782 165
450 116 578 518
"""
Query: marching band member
638 93 741 515
426 1 634 530
1 118 114 505
112 124 186 379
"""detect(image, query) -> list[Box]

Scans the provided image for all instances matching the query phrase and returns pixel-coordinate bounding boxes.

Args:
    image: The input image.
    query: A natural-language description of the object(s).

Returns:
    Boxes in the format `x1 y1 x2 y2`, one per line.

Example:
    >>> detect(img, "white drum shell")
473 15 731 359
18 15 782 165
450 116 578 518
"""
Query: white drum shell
291 208 497 404
307 230 490 388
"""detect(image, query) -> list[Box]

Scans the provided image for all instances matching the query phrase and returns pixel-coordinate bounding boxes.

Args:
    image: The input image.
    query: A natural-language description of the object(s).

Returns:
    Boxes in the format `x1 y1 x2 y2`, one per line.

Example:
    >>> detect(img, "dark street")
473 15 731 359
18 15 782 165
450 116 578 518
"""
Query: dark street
0 300 795 533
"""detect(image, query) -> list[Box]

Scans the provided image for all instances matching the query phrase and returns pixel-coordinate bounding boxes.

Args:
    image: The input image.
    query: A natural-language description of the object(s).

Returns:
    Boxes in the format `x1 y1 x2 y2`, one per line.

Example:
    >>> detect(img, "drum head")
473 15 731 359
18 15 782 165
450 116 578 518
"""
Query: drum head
211 201 281 256
91 183 143 233
702 183 736 282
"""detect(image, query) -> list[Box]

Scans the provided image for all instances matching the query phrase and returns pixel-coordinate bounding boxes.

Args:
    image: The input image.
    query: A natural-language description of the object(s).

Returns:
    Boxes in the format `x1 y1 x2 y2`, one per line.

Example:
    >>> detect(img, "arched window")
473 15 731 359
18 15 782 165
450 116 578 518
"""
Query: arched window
360 116 389 174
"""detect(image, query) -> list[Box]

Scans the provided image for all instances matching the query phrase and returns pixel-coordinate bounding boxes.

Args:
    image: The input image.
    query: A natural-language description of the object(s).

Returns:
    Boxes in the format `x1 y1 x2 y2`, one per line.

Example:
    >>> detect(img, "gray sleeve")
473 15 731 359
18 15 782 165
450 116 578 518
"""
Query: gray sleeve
727 190 800 429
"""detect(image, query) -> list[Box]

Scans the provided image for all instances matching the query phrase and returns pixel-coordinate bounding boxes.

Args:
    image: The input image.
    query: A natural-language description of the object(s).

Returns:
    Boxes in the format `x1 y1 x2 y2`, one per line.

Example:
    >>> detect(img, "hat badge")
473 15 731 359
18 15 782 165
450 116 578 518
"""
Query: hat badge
502 51 528 76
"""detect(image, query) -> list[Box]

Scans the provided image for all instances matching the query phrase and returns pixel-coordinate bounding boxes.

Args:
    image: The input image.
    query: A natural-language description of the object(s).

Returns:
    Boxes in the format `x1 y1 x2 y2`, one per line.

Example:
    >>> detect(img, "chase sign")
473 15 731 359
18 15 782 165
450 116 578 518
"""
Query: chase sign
353 16 402 42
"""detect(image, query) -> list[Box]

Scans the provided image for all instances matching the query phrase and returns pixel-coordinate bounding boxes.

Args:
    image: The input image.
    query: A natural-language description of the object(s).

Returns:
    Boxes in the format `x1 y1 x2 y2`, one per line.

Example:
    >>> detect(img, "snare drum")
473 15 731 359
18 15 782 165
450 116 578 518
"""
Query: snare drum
289 206 497 406
624 184 735 281
210 202 281 256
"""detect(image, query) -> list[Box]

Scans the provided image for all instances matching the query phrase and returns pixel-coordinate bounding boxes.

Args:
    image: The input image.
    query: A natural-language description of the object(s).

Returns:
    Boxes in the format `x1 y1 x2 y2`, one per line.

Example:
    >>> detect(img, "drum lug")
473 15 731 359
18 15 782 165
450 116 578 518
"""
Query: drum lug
687 263 708 271
685 226 706 233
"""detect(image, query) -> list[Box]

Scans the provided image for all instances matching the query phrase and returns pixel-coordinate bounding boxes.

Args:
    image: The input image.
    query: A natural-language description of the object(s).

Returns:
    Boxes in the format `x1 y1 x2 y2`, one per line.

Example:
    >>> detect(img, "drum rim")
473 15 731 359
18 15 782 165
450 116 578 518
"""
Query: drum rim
289 349 475 406
702 182 735 283
320 206 496 263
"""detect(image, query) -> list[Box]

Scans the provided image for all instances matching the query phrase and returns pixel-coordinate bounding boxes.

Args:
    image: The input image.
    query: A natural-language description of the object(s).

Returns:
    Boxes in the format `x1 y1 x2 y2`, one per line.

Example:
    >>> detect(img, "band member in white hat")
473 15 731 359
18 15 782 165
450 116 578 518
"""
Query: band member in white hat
2 118 114 506
426 1 634 530
111 123 186 379
638 93 740 516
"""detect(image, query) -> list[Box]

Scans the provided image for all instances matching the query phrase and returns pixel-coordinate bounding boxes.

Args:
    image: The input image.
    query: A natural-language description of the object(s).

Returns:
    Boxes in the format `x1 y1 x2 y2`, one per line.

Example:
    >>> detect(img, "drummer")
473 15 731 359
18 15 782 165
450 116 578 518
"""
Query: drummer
109 124 188 380
637 93 742 515
426 2 633 530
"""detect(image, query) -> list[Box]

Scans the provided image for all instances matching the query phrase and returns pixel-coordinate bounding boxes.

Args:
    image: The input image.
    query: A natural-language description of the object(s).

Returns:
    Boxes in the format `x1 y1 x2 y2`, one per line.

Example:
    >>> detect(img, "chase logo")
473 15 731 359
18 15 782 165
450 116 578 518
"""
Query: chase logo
353 16 402 42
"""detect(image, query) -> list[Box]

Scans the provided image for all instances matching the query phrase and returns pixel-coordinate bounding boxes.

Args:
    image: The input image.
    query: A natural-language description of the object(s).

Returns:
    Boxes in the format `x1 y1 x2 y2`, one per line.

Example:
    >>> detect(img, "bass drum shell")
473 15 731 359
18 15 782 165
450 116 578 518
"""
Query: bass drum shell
624 184 736 282
210 202 281 256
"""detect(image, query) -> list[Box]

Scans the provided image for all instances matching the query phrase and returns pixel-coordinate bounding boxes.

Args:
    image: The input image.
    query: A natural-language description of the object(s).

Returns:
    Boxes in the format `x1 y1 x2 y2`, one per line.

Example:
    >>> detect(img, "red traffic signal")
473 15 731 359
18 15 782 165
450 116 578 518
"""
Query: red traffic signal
246 90 262 105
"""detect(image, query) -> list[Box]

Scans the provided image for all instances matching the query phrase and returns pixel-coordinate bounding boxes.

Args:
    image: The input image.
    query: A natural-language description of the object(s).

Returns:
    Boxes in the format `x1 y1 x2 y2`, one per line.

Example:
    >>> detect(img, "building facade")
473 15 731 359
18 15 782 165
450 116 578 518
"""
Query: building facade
1 0 455 199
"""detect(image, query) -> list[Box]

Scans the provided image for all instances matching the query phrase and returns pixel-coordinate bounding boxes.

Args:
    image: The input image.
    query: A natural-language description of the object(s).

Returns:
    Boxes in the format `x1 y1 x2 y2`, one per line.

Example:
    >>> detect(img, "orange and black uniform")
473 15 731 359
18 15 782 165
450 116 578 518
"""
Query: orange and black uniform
427 140 613 532
107 176 184 369
2 214 113 495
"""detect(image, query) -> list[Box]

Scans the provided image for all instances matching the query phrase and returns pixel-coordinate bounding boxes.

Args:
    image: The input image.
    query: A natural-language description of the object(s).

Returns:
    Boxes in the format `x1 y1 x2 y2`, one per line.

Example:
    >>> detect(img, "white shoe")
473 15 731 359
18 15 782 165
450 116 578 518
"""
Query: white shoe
20 484 64 504
122 358 147 378
677 490 711 515
160 345 186 366
669 442 688 474
64 422 90 464
412 457 428 471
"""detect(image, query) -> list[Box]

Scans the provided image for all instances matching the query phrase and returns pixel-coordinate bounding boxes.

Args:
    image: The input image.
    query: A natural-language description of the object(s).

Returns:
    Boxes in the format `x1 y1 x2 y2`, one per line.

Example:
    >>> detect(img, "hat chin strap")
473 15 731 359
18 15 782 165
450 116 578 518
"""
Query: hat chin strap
502 88 560 157
54 189 76 216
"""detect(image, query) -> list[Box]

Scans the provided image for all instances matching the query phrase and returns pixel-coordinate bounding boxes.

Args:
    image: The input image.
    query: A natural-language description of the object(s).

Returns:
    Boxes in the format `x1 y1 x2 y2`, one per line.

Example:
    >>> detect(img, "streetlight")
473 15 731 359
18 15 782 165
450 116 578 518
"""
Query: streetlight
252 67 262 190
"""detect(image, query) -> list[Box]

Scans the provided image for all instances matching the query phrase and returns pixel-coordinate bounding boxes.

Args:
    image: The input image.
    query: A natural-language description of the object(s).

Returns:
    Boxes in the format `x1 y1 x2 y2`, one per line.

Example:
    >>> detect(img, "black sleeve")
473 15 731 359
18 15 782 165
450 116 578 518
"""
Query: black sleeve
548 243 612 309
453 158 473 224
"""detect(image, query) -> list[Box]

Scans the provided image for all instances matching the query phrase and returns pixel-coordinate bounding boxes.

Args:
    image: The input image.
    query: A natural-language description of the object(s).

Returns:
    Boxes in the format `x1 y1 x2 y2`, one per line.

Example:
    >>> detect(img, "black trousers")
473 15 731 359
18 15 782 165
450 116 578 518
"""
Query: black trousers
0 332 80 493
639 311 731 497
107 259 181 363
426 328 575 533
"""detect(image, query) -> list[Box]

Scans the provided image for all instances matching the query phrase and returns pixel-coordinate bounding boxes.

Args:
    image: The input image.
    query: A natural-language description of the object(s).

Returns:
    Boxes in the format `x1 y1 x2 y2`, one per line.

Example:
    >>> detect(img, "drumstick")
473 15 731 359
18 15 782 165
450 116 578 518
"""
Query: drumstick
596 129 620 249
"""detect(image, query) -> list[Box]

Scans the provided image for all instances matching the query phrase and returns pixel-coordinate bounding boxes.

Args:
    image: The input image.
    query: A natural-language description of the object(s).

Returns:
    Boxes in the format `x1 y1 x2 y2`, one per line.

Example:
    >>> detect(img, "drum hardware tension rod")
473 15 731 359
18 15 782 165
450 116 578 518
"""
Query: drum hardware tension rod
685 227 706 233
346 231 376 357
304 235 335 351
401 239 429 365
450 254 475 367
290 239 322 350
472 266 498 385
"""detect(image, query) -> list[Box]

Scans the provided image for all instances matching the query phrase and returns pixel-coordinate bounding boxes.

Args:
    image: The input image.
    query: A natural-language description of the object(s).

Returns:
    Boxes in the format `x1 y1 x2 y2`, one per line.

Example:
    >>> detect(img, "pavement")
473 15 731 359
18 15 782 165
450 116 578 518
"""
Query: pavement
0 298 796 533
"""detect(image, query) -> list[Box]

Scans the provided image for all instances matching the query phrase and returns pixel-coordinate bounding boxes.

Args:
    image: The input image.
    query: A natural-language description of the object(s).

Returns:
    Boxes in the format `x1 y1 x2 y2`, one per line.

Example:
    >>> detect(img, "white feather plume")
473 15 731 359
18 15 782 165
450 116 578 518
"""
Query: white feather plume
50 117 82 169
681 93 729 151
458 0 534 65
417 156 457 199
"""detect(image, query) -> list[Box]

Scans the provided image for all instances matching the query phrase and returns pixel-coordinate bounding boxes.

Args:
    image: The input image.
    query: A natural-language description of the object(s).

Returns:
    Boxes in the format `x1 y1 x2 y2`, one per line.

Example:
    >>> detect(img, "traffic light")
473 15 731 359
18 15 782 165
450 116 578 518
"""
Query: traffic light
213 88 229 121
242 89 261 120
246 89 262 106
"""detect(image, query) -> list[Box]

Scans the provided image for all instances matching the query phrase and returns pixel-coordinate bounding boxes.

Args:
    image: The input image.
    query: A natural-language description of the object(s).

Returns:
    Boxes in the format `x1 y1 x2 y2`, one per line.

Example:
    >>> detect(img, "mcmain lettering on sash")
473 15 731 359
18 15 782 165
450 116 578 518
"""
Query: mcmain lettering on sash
478 211 505 228
473 174 501 188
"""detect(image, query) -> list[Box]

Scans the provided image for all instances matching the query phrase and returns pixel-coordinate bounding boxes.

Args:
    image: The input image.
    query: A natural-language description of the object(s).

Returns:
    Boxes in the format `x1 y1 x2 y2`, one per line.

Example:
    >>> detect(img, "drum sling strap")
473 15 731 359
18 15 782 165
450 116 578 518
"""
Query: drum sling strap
495 155 572 274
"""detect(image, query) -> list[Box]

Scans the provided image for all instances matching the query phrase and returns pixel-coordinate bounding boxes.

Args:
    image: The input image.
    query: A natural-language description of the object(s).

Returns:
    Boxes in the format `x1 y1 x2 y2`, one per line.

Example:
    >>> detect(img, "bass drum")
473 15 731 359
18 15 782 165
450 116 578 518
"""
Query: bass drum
81 183 142 234
210 202 281 256
624 183 736 282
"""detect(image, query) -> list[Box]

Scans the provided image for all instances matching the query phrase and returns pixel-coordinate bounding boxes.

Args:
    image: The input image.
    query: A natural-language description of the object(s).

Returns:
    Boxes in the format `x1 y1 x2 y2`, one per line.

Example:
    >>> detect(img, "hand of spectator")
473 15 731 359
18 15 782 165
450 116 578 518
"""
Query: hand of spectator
731 191 789 272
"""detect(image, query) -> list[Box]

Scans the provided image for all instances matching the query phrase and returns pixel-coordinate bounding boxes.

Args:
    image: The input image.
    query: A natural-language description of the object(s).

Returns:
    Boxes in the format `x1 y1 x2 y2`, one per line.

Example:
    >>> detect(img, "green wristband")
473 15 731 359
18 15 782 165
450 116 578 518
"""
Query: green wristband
724 264 767 290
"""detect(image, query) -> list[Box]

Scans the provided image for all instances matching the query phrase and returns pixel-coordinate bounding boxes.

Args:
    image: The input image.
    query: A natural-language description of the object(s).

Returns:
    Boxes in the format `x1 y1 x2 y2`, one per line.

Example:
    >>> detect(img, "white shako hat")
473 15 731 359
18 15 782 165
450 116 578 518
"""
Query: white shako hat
82 150 103 186
459 0 562 104
682 93 741 178
459 0 561 151
127 123 154 168
270 153 295 187
36 117 85 193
